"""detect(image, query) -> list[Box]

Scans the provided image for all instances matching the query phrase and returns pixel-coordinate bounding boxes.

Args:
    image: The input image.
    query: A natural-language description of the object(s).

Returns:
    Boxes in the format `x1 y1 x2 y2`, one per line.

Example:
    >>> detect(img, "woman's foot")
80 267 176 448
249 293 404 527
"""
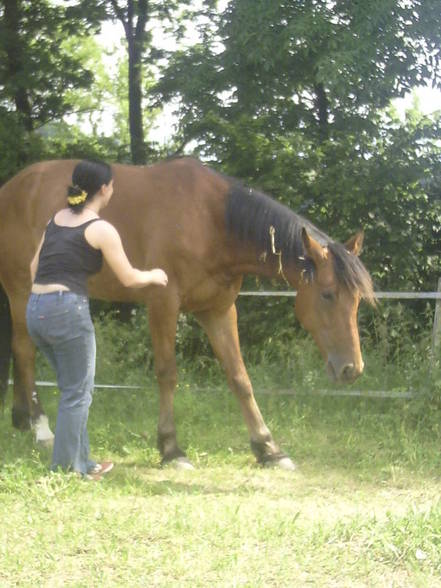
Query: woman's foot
86 461 114 481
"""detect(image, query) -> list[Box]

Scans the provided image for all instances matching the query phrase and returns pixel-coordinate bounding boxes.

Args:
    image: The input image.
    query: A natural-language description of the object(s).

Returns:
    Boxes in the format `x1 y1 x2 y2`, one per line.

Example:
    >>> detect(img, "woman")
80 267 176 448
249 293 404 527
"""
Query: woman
26 160 168 480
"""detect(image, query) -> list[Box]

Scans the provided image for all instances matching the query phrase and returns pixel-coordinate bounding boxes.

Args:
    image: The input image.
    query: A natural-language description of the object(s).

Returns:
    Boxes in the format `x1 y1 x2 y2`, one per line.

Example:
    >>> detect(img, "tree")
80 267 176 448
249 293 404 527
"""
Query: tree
0 0 94 131
107 0 149 164
0 0 98 182
69 0 196 164
156 0 441 161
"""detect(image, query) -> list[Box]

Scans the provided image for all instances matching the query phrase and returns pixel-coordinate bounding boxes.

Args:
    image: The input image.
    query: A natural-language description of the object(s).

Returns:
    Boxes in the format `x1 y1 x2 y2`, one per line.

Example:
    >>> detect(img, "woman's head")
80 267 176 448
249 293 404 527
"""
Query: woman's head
67 160 113 213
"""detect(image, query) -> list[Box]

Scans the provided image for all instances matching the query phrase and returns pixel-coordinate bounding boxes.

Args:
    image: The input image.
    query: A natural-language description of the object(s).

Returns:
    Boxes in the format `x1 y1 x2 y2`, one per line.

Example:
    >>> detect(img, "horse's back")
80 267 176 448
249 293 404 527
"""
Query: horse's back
0 157 236 308
0 156 229 254
108 158 230 256
98 158 236 306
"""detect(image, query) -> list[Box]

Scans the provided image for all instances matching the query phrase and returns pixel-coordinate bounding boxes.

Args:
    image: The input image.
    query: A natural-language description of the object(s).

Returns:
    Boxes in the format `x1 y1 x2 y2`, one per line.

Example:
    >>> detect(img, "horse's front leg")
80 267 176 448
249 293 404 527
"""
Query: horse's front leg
195 304 295 470
9 294 54 446
147 294 193 469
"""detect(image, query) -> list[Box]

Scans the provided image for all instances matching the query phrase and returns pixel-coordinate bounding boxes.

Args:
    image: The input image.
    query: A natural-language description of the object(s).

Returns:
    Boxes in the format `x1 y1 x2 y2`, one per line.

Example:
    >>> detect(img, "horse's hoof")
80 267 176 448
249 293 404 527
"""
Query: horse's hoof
168 456 195 470
38 437 54 449
264 456 296 471
32 415 55 448
278 457 296 470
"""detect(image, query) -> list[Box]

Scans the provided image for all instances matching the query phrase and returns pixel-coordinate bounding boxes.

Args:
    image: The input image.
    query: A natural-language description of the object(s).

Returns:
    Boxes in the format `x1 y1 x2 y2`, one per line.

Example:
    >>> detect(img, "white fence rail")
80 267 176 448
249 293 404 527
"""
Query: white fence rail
240 290 441 299
241 281 441 359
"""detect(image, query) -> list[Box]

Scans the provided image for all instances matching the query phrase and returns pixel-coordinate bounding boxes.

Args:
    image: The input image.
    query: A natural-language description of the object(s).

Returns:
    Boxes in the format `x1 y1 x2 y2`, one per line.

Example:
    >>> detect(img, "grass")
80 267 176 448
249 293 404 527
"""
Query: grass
2 309 441 587
1 375 441 587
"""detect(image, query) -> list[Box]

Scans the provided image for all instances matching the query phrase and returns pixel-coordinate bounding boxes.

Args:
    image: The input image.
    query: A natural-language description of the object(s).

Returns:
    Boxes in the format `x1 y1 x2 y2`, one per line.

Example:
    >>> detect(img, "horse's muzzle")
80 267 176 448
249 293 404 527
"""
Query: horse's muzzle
326 358 364 384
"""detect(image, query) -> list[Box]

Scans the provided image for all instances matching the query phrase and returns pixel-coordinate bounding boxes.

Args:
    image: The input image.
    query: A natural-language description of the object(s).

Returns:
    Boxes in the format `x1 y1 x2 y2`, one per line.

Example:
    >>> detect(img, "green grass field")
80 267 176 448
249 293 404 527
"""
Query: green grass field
2 307 441 587
1 367 441 587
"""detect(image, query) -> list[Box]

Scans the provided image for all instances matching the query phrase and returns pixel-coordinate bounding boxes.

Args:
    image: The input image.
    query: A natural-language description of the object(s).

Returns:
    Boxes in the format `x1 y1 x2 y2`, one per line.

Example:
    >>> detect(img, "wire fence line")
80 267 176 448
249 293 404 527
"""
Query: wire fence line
8 288 441 400
6 380 415 399
240 291 441 299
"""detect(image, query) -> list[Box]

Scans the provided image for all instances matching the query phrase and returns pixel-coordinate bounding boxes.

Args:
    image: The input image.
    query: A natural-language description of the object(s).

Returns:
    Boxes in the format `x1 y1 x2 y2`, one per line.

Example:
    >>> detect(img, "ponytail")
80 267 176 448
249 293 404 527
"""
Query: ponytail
67 160 112 214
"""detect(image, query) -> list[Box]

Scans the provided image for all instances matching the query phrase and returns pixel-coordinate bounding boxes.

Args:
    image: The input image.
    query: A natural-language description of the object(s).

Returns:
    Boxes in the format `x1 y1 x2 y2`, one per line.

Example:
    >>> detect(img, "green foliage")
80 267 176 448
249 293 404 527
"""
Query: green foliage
91 307 220 387
0 0 126 183
0 0 194 179
0 117 131 188
39 123 131 163
302 110 441 292
93 308 154 385
0 0 94 130
157 0 441 143
0 108 43 185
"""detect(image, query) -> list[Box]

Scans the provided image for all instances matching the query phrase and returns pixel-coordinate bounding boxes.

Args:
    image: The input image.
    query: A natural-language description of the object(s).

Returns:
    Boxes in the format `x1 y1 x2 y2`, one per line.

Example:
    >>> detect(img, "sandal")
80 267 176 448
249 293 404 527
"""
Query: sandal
88 461 114 476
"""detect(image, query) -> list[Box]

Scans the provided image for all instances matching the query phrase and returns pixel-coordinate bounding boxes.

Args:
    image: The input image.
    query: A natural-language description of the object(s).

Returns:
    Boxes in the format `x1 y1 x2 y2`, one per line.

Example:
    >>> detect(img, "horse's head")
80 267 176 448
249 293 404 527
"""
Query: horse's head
294 228 373 385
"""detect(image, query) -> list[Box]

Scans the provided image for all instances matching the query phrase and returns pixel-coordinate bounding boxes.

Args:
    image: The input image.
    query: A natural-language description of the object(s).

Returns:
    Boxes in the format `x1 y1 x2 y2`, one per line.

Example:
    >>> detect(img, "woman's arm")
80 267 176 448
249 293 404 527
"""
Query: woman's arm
85 221 168 288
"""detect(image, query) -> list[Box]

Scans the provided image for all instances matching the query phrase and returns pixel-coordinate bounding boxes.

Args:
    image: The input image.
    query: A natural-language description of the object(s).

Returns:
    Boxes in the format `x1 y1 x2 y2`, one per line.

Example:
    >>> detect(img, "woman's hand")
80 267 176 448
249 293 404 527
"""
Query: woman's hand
147 269 168 287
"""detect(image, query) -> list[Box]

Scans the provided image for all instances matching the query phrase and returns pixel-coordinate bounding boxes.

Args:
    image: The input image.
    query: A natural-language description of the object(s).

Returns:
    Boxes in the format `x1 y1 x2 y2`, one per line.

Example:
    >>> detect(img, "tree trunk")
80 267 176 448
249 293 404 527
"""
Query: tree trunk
127 34 146 164
112 0 149 165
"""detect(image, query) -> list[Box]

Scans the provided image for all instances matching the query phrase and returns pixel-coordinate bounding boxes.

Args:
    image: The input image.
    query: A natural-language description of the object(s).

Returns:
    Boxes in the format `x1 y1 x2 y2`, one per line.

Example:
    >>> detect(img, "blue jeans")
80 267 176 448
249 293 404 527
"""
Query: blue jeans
26 291 97 475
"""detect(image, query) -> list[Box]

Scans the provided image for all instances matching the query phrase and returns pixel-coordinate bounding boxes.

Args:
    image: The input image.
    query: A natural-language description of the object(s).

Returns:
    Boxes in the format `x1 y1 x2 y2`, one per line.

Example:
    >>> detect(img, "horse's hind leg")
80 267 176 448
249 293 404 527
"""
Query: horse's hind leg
195 305 295 470
148 295 192 469
9 293 54 445
0 284 12 409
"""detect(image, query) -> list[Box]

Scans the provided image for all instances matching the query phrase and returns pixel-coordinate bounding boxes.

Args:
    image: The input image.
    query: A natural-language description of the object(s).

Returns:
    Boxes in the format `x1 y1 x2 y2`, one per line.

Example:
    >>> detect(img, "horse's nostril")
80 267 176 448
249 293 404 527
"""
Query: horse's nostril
327 357 364 384
341 363 359 382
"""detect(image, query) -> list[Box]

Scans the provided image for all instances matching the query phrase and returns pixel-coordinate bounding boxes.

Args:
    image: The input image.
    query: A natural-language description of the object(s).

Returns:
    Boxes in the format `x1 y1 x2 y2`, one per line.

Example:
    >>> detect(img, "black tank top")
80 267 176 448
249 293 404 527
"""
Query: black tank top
35 218 103 295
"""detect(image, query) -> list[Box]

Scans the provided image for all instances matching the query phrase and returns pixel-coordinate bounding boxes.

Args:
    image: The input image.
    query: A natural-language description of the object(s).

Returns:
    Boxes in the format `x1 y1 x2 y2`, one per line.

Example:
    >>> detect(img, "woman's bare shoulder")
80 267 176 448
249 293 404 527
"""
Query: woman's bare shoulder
85 219 120 248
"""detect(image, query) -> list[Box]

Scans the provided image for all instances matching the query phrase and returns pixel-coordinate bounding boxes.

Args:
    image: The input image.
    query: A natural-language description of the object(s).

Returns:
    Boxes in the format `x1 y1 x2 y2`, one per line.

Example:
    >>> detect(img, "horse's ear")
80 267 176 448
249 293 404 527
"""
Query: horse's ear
301 228 328 265
344 231 364 256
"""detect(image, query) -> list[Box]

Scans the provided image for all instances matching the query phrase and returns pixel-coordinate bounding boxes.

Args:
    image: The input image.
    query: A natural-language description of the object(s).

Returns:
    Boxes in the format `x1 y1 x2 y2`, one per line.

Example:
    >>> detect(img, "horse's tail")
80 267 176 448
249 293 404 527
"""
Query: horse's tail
0 282 12 409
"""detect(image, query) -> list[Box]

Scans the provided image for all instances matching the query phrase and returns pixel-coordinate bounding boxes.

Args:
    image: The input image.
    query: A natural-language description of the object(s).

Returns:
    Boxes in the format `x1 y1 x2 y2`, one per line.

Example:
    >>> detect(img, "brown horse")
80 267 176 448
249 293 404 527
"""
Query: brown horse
0 157 374 469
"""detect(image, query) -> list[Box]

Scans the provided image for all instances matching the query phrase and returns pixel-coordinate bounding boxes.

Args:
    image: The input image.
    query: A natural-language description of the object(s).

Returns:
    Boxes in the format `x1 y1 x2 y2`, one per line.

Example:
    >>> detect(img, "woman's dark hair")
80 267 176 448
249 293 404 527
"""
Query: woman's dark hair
67 160 113 214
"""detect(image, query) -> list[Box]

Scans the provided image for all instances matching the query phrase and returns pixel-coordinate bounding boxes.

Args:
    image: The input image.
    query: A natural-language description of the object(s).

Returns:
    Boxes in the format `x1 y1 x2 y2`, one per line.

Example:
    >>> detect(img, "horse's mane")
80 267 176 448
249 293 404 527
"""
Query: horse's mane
225 183 375 304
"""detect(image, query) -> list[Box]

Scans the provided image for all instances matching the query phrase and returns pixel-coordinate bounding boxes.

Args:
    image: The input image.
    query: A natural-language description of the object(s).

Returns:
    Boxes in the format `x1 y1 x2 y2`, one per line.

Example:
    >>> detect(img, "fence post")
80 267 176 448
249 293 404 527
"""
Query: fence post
431 277 441 361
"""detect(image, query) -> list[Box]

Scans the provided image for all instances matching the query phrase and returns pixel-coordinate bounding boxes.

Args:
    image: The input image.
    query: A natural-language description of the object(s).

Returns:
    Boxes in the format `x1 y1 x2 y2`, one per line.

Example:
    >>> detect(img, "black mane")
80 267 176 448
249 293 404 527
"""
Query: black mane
225 183 375 303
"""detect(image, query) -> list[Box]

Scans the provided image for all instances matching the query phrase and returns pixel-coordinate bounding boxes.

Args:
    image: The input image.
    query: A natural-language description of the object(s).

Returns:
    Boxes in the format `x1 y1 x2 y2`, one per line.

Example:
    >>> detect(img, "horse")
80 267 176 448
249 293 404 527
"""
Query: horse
0 157 375 469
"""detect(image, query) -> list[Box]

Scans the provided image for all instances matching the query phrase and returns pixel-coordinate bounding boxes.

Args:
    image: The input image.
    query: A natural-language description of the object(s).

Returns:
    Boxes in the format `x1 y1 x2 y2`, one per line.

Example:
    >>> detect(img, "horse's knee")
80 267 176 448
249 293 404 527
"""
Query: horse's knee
155 361 177 389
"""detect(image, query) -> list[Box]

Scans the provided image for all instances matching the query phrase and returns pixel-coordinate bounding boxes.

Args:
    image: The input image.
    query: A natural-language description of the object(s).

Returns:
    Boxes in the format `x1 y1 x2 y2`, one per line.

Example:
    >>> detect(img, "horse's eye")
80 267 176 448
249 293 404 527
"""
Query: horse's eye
321 291 335 302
